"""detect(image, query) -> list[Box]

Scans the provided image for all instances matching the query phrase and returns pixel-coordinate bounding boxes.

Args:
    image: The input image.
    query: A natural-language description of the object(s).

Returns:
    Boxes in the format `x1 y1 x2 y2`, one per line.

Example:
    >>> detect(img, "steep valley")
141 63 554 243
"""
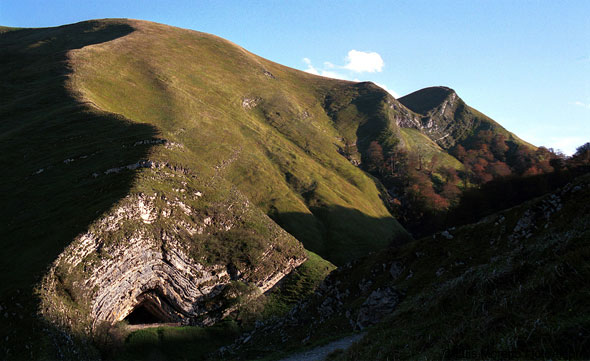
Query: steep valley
229 173 590 360
1 19 412 359
1 19 588 360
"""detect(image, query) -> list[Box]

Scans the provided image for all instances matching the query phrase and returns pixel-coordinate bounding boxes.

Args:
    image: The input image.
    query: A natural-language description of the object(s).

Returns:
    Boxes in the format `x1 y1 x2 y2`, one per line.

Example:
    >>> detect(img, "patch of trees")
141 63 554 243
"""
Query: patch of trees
362 130 589 237
364 137 462 233
451 130 558 184
446 162 589 229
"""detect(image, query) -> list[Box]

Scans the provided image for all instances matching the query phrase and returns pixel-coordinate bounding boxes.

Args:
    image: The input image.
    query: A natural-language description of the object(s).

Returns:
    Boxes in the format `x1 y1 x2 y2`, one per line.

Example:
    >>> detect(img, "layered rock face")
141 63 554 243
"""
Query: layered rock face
417 90 461 147
40 165 306 334
84 232 227 326
397 87 471 148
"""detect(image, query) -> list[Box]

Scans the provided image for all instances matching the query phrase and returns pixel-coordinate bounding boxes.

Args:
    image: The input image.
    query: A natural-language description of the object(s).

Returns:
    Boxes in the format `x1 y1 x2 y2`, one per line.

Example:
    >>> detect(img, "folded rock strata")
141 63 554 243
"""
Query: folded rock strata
39 167 306 335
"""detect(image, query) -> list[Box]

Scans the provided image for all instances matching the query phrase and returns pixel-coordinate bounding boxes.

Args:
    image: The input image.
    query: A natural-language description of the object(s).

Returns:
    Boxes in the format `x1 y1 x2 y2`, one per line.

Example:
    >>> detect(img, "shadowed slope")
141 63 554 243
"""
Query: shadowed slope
0 20 159 358
228 173 590 360
1 19 410 358
69 19 410 265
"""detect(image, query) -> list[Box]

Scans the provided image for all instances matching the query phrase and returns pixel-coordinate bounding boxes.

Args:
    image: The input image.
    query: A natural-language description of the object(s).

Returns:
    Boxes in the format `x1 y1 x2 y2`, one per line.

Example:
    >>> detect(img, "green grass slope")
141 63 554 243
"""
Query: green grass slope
0 19 409 358
68 19 409 265
231 173 590 360
399 128 463 170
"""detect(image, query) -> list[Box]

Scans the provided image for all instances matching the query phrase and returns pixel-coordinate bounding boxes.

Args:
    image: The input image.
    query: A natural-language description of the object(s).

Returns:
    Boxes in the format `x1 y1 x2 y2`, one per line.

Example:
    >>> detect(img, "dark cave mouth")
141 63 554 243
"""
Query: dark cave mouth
125 303 168 324
124 291 180 325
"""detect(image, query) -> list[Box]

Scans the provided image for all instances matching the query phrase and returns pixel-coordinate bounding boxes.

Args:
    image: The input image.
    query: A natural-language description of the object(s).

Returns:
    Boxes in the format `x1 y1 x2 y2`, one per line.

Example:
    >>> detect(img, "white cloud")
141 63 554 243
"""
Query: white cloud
320 70 347 80
303 57 320 75
573 101 590 109
302 58 346 79
343 50 384 73
374 82 399 98
302 54 397 97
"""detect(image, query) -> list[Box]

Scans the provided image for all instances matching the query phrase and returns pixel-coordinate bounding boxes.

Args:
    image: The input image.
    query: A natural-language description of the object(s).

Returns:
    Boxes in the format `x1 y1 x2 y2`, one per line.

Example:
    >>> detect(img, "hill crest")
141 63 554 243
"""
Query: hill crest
0 18 562 359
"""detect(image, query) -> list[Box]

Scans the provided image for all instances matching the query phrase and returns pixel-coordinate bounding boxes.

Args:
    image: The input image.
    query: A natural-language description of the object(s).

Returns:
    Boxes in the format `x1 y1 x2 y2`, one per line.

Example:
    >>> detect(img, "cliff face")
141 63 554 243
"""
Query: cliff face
39 163 306 335
398 86 530 150
398 87 474 148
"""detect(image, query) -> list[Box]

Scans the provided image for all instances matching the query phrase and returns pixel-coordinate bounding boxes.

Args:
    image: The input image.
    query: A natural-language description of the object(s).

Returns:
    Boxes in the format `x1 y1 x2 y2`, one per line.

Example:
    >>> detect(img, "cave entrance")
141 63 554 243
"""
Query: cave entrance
124 291 180 325
125 303 168 325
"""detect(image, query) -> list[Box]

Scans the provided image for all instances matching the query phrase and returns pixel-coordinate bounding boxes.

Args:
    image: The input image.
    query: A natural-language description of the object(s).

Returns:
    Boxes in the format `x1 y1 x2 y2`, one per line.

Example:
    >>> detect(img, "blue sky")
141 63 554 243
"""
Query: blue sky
2 0 588 154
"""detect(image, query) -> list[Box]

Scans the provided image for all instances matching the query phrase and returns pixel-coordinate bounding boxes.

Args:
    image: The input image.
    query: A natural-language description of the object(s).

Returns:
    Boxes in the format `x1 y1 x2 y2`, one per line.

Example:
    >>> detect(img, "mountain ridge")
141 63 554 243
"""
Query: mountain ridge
1 19 408 354
0 18 571 360
398 86 533 150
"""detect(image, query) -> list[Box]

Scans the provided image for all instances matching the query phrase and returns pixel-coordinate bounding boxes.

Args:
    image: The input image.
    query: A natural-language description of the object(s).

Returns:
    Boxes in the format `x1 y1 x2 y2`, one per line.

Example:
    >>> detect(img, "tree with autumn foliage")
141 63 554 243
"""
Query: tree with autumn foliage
453 130 559 185
359 129 582 238
571 142 590 166
367 141 384 173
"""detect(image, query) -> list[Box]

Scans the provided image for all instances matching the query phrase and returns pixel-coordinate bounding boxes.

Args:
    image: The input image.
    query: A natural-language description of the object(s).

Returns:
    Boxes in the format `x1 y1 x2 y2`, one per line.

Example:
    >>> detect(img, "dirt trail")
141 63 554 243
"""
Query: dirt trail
126 322 181 331
277 333 366 361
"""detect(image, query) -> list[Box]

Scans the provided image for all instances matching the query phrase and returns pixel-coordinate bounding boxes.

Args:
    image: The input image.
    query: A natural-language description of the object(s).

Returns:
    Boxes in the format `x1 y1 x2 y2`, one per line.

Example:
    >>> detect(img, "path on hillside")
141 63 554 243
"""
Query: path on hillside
126 322 181 331
277 333 366 361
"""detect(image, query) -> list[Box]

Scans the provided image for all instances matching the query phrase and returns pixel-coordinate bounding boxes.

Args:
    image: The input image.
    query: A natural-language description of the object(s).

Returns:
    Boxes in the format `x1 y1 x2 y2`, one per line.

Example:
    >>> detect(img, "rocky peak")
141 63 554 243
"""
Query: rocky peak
397 86 477 149
399 86 457 116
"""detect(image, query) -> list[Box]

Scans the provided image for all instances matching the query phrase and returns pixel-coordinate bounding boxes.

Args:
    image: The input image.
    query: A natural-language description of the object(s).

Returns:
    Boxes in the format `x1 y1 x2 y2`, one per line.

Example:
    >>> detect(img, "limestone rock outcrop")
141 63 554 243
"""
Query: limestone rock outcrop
355 286 400 330
39 165 306 335
397 87 470 149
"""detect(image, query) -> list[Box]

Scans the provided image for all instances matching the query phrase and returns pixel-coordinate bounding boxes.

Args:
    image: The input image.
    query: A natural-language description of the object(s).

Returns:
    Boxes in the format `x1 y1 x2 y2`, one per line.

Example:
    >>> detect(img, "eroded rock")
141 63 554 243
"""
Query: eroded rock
40 171 306 335
242 97 261 109
356 287 400 330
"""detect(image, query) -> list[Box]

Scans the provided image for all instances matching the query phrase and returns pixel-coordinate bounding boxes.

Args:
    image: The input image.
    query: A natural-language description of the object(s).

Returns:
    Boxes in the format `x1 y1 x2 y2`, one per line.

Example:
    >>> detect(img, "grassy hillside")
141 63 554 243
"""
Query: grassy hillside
0 19 410 358
399 128 463 170
0 19 409 291
68 19 409 265
3 18 565 360
344 175 590 360
230 172 590 360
